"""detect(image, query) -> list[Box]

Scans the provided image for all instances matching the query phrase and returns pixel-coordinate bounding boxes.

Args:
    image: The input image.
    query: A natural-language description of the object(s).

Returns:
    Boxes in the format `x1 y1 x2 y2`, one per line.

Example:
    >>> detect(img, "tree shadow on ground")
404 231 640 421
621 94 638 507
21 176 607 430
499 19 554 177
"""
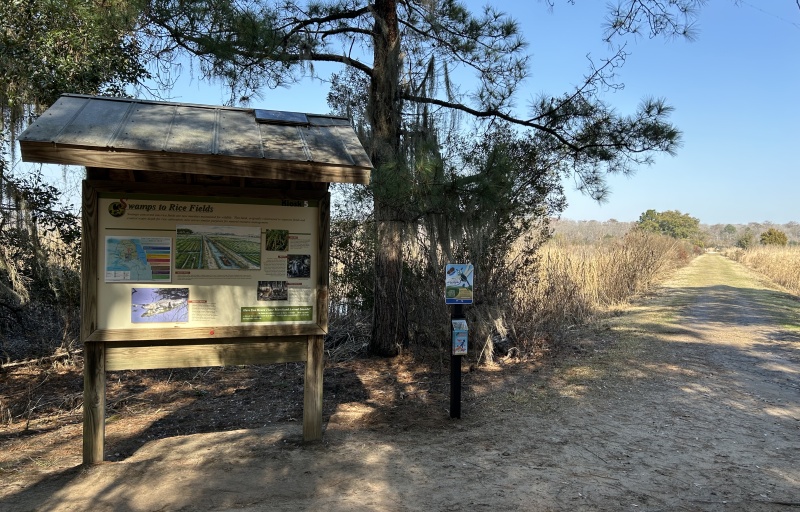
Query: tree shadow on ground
0 353 495 511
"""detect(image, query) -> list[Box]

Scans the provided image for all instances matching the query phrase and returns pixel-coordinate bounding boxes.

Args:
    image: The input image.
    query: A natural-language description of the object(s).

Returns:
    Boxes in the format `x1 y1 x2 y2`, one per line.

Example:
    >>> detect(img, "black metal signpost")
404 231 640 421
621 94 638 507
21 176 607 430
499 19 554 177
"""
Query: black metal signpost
450 303 465 418
446 264 473 419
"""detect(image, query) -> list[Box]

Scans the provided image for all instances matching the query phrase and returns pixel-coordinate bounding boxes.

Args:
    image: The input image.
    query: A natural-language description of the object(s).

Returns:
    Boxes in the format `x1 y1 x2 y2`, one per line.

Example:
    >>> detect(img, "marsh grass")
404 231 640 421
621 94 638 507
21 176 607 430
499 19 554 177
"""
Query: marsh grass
724 246 800 295
507 231 696 357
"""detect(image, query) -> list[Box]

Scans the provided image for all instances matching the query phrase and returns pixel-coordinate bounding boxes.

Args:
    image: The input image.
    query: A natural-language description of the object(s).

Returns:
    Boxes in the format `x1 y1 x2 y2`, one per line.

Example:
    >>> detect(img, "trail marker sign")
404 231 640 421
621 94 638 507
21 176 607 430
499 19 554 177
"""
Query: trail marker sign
445 263 474 304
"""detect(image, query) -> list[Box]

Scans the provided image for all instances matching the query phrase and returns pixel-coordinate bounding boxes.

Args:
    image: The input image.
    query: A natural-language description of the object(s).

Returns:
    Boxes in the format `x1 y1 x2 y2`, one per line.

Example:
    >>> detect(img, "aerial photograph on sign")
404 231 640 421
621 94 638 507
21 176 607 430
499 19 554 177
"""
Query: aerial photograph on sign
130 287 189 323
176 225 261 270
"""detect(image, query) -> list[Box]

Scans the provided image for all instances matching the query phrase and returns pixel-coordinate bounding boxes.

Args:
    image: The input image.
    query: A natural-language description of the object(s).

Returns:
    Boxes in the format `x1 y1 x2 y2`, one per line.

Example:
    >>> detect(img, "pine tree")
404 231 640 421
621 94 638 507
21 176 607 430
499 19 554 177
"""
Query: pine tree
138 0 700 355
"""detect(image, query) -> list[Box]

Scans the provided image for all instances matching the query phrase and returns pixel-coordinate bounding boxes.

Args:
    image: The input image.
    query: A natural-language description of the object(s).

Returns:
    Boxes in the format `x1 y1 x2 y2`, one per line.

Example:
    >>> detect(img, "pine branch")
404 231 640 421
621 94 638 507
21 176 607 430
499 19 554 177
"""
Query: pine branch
403 92 577 149
286 52 373 76
281 5 372 44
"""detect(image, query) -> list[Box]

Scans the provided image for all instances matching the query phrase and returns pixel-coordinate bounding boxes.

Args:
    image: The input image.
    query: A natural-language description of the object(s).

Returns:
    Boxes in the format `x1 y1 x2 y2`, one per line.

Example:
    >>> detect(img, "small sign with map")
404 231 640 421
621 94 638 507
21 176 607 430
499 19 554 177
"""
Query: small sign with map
105 237 172 283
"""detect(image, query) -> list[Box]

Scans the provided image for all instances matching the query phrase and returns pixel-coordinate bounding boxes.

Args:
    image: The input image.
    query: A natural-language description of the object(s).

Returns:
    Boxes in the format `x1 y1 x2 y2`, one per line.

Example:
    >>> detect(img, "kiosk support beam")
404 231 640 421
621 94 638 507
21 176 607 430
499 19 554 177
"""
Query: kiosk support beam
303 335 324 441
83 342 106 464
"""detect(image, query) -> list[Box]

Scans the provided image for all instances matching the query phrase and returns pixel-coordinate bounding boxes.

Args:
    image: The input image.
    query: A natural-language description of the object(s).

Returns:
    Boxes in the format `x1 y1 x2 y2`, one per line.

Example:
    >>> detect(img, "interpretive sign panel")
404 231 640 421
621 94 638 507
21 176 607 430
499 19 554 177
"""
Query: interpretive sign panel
445 263 474 305
96 194 319 331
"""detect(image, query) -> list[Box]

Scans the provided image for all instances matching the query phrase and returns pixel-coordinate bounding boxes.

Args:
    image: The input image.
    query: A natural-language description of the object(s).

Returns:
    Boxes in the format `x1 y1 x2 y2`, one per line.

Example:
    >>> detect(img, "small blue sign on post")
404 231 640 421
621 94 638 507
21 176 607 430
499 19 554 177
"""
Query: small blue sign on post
445 263 474 304
452 319 468 355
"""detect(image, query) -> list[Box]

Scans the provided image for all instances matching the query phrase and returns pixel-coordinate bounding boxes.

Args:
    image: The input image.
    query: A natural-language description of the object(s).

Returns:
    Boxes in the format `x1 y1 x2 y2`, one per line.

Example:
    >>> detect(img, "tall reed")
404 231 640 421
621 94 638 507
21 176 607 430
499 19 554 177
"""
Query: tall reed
725 246 800 295
509 230 695 348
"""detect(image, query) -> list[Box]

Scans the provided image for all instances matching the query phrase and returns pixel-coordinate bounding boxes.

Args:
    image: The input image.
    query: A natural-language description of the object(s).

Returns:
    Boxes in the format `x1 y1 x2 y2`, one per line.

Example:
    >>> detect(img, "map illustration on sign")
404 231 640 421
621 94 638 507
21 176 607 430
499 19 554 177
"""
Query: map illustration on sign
105 237 172 283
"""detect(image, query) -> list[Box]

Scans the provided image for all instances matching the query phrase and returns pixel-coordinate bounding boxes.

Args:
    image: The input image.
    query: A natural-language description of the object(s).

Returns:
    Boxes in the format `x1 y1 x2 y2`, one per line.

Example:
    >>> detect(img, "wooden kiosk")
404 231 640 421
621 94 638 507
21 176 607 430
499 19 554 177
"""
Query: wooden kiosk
18 94 372 464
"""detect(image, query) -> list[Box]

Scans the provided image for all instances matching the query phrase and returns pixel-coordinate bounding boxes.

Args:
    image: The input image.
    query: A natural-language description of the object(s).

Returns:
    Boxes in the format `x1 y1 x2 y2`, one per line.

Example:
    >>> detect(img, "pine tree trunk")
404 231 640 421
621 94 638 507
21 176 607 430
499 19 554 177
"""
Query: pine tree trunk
371 205 407 356
368 0 407 356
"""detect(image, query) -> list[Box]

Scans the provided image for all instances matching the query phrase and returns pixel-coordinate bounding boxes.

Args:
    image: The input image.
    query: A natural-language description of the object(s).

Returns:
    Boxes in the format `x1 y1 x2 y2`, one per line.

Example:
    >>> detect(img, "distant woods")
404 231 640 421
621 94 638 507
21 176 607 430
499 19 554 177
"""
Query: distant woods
554 217 800 248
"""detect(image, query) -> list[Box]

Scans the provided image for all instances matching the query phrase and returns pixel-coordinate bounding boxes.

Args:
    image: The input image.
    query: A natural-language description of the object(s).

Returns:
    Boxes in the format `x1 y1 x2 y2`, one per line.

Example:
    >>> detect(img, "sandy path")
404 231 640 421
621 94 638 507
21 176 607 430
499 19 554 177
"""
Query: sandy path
2 253 799 511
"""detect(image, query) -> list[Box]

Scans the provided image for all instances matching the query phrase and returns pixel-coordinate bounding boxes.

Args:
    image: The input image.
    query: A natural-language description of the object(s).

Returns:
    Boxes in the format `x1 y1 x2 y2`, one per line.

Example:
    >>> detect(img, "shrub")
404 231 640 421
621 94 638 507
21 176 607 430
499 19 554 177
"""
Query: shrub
760 228 788 246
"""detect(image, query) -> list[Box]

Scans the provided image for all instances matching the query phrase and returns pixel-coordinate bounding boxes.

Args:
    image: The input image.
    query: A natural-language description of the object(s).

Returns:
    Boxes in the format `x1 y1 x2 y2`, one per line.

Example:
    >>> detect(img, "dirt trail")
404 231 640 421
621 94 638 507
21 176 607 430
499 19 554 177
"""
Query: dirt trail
2 253 799 511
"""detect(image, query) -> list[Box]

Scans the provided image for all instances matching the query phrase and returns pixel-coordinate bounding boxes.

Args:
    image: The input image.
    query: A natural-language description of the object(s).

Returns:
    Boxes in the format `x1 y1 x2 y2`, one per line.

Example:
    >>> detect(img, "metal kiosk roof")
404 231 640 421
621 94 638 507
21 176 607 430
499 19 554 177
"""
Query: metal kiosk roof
19 94 372 185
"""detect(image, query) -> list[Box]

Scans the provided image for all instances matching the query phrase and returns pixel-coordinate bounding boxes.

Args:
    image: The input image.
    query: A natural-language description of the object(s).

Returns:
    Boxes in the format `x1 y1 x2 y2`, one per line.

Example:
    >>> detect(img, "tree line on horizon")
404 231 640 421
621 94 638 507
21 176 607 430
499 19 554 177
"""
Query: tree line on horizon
552 214 799 248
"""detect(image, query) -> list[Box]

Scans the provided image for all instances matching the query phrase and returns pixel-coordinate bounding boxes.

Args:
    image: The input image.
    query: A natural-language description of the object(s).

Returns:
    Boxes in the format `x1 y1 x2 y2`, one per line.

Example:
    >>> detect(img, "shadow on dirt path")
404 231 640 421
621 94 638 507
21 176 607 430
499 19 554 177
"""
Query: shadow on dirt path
2 253 799 511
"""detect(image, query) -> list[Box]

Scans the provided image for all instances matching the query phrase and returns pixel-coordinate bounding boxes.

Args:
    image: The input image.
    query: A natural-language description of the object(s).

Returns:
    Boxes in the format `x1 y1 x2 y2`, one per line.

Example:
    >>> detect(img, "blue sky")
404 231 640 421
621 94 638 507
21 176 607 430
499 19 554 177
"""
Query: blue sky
522 0 800 225
131 2 799 225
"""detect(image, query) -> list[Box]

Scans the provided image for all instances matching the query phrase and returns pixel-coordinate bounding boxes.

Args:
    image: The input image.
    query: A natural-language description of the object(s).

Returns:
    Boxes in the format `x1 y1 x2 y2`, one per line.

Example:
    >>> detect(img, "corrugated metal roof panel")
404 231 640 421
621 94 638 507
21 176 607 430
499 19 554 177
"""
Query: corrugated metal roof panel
17 96 89 143
18 94 372 184
111 102 179 152
304 126 354 166
50 97 131 147
165 105 218 154
260 124 311 161
216 109 265 158
331 125 373 168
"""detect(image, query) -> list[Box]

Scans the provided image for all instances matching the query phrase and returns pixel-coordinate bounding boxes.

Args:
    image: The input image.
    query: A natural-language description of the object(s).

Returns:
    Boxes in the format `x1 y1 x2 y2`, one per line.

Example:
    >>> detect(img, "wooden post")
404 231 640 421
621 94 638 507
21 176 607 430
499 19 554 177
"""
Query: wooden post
83 342 106 464
303 335 324 441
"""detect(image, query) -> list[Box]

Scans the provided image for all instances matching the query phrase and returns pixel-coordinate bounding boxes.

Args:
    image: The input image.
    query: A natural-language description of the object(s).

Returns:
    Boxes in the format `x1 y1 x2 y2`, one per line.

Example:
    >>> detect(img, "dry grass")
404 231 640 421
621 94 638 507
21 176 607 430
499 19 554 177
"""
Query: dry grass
0 228 80 362
326 225 698 364
509 230 696 348
724 245 800 295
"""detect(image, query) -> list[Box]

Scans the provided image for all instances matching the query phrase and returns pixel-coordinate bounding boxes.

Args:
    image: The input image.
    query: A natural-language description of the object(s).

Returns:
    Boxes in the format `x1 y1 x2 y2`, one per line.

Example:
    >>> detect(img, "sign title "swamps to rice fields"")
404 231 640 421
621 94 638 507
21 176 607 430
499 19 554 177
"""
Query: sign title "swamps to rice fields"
110 199 215 214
